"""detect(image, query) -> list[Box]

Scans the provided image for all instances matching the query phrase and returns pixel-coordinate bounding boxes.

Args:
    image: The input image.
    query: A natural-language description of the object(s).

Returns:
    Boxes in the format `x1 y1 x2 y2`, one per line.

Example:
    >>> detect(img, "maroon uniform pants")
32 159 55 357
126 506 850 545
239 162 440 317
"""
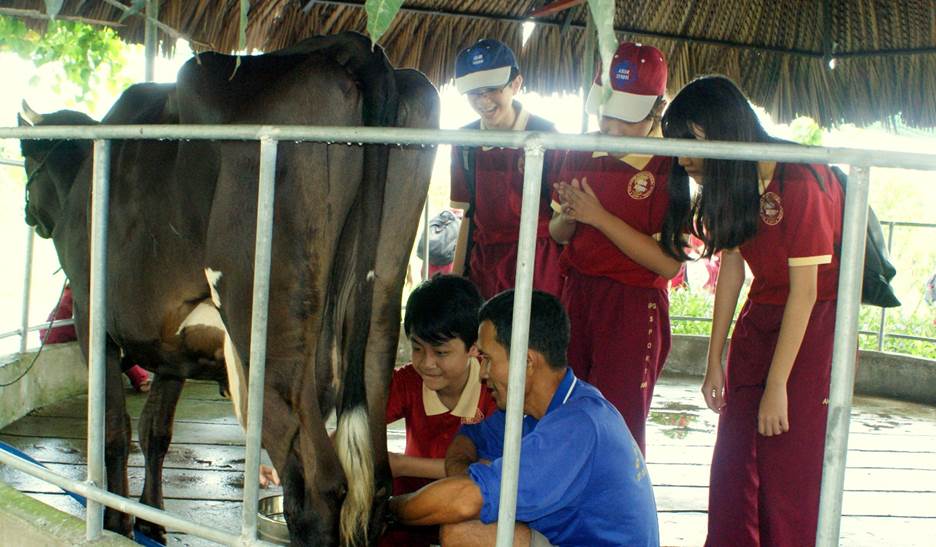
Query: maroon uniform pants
562 270 670 454
706 300 836 547
468 235 563 300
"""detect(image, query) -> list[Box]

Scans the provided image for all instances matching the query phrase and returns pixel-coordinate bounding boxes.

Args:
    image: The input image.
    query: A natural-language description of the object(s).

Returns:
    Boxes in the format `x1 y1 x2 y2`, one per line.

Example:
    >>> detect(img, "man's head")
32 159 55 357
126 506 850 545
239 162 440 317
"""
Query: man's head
586 42 668 138
476 290 570 412
454 39 523 129
404 275 483 393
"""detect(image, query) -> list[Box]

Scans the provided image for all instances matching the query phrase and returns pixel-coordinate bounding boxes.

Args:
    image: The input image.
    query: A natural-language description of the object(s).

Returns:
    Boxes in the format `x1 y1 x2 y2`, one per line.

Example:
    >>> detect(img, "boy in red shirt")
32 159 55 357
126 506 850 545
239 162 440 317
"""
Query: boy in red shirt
381 274 497 546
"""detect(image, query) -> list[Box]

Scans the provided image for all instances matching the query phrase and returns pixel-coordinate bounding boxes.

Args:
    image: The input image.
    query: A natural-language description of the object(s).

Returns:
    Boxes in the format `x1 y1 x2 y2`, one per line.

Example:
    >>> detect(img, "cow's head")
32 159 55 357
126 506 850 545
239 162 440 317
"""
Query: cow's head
18 101 97 239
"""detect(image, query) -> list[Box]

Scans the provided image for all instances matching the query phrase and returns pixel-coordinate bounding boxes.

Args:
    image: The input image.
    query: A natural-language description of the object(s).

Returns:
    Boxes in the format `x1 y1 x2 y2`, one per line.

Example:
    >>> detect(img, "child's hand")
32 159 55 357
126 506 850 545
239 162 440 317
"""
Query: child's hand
701 364 726 414
758 384 789 436
557 178 606 227
259 464 280 488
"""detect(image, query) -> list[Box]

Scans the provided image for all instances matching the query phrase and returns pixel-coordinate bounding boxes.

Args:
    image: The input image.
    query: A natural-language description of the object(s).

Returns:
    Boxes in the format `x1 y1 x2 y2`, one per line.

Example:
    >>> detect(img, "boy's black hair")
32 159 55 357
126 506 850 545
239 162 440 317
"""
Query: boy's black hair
403 275 483 348
478 290 569 370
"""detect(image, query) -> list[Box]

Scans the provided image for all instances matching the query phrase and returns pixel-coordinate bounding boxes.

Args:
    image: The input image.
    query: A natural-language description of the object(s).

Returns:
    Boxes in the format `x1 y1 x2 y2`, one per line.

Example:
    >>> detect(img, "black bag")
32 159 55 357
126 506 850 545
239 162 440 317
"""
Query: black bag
807 165 900 308
416 210 461 266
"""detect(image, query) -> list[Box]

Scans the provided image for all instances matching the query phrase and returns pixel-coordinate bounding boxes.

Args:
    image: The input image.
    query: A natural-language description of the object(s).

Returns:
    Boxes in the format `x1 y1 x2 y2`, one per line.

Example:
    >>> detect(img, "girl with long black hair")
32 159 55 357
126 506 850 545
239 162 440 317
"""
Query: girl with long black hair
660 75 844 546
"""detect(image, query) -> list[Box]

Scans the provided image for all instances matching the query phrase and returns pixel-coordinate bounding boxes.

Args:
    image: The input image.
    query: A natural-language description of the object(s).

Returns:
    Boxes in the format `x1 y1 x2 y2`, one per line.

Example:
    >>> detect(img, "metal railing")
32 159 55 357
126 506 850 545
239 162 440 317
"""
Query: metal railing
0 123 934 547
670 219 936 352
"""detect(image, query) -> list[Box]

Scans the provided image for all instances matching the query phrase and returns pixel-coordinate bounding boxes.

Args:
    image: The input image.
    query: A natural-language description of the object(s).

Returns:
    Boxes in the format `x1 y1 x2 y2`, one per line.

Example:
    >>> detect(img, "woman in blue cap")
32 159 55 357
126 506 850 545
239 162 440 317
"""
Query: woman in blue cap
449 39 563 300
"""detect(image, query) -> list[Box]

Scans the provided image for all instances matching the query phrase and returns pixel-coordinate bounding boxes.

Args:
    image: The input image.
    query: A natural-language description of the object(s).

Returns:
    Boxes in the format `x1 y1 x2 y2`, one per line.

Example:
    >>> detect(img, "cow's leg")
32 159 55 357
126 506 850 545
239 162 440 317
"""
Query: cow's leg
102 341 133 536
135 374 186 544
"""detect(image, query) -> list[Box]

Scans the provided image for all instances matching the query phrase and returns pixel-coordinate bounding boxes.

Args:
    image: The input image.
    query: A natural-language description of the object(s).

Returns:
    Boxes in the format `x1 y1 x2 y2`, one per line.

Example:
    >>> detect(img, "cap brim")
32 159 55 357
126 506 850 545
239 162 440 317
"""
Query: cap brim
455 66 512 94
586 83 657 123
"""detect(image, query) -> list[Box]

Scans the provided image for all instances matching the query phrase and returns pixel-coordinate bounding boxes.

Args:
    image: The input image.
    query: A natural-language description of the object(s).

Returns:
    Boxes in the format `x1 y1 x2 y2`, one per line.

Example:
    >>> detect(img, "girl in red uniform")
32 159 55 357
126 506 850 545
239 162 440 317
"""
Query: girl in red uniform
450 39 563 299
660 75 844 546
549 42 683 455
380 275 497 546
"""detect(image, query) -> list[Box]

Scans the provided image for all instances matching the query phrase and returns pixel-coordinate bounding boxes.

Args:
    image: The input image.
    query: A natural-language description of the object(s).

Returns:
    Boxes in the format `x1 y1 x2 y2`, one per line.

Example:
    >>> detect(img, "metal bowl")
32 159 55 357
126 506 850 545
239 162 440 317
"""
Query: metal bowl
258 494 290 545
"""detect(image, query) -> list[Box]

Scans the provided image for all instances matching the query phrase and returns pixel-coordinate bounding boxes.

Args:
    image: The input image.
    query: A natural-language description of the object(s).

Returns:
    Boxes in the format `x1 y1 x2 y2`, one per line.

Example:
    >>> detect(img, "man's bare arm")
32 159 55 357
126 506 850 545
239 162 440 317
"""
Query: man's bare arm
390 476 483 526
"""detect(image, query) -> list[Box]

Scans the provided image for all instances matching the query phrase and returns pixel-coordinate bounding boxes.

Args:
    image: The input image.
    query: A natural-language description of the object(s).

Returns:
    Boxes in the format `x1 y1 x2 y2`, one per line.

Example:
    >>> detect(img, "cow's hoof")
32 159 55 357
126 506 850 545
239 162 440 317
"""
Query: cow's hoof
104 509 132 537
135 519 167 545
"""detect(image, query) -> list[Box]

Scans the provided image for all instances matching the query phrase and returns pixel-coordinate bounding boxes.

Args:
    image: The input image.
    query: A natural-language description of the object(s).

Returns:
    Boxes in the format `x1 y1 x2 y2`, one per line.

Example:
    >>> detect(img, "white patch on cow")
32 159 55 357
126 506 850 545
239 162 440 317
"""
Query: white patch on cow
366 270 375 282
205 268 223 308
223 331 249 430
176 301 224 334
336 405 373 547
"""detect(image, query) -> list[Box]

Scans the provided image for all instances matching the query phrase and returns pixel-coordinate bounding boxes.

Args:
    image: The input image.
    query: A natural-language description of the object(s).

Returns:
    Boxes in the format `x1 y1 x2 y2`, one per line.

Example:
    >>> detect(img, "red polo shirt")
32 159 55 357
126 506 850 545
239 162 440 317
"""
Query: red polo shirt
551 151 673 289
739 162 843 305
385 361 496 495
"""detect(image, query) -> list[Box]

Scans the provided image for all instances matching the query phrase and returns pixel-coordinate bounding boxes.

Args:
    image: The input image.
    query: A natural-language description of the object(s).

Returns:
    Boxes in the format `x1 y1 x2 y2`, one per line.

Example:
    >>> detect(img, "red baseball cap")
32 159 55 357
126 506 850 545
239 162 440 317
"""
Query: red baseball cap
585 42 668 123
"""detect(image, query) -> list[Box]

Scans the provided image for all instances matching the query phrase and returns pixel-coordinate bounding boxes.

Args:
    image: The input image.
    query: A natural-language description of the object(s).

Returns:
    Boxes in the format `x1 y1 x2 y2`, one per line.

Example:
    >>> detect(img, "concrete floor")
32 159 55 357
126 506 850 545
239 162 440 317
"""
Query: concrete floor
1 374 935 546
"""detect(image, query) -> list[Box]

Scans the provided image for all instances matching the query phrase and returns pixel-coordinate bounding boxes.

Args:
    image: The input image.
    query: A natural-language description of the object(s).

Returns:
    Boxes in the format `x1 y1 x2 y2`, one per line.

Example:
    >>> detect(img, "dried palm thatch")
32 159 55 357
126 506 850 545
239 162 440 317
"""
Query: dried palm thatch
4 0 935 128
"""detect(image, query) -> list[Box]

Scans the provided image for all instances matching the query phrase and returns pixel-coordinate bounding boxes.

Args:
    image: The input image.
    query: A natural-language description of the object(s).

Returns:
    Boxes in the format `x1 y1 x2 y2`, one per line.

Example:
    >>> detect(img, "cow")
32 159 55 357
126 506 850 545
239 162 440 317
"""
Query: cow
18 31 439 547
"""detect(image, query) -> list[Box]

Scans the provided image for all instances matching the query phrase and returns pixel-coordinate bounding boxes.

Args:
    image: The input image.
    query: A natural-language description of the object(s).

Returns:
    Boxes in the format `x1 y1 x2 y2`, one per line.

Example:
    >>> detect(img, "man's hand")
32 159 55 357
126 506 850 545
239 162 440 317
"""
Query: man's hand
445 434 479 476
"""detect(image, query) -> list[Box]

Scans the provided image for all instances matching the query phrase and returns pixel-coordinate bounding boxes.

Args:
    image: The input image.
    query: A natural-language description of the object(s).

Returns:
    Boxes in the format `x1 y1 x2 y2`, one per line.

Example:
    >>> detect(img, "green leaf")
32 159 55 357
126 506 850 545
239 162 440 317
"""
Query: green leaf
365 0 404 47
117 0 145 24
587 0 617 105
43 0 64 20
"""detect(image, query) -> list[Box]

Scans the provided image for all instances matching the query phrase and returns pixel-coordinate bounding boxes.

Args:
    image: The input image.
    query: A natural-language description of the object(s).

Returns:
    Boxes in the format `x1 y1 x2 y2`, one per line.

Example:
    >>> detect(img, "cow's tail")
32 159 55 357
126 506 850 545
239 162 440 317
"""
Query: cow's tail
335 365 372 547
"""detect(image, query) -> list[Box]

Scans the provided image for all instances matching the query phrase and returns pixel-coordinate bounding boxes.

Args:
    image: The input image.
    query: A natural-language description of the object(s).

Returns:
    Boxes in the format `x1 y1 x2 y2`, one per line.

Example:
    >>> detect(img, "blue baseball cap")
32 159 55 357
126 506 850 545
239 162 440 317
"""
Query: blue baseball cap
454 39 519 94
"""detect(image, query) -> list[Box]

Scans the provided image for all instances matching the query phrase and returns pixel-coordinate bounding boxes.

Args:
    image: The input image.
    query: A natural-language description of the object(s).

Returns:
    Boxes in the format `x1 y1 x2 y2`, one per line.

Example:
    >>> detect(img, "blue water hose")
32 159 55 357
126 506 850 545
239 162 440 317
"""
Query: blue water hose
0 440 163 546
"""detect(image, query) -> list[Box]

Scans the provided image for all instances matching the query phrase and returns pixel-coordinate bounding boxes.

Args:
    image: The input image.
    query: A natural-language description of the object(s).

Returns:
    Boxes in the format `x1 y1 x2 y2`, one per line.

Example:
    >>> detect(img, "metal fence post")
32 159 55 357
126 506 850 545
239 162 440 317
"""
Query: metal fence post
816 165 872 546
19 226 34 353
86 139 111 540
494 139 545 547
241 138 279 543
422 201 430 280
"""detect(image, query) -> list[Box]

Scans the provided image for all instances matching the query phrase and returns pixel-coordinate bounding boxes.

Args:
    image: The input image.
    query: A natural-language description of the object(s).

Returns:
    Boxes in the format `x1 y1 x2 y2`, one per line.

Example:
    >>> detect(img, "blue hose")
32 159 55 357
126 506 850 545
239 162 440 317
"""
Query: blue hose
0 440 164 545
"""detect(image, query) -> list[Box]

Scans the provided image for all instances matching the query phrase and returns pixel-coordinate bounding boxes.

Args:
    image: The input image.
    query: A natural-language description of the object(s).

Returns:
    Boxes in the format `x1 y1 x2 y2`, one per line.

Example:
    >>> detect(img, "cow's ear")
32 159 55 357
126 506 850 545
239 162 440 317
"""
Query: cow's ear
17 113 31 127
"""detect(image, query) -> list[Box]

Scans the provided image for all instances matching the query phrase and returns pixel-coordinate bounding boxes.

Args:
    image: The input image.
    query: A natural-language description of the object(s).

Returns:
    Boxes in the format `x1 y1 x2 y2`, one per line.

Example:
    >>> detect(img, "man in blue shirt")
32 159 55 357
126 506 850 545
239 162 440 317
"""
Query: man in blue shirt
390 290 660 547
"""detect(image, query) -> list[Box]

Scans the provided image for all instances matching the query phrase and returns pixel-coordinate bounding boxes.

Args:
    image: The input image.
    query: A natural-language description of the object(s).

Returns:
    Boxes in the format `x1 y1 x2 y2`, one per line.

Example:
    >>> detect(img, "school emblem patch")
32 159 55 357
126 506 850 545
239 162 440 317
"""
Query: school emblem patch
628 171 655 199
760 191 784 225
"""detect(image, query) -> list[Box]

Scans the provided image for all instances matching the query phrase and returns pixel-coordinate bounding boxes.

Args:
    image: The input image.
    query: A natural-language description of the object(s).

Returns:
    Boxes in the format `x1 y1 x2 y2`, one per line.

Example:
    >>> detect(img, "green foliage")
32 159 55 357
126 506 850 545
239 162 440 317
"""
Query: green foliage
365 0 404 47
790 116 823 146
0 15 131 106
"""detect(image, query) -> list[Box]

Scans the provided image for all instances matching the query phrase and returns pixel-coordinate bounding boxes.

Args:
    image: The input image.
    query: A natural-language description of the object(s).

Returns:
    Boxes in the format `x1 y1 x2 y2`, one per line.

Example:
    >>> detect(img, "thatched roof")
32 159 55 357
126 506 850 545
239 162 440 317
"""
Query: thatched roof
5 1 936 128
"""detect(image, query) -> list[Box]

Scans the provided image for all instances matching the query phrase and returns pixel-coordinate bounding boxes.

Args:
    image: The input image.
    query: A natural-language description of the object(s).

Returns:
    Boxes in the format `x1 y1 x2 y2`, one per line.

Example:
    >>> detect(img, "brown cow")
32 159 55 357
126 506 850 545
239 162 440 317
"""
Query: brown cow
19 32 439 546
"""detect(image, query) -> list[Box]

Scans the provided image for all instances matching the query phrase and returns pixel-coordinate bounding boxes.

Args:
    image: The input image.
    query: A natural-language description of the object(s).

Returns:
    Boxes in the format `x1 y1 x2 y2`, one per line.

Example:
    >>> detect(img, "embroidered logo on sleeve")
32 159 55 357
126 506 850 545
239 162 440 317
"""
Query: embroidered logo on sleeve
462 407 486 425
760 191 784 225
627 171 656 199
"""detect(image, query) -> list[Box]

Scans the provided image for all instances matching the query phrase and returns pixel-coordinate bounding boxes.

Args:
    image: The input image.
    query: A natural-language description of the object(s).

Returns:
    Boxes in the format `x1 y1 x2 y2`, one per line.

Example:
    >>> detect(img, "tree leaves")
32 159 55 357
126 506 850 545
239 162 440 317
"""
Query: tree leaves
587 0 617 105
365 0 403 47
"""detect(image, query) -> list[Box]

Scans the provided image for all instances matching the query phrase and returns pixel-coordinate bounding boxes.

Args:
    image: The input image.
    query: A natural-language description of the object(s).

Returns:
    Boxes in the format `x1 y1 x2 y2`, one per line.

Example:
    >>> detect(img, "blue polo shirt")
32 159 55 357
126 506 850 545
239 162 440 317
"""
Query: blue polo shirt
461 369 659 547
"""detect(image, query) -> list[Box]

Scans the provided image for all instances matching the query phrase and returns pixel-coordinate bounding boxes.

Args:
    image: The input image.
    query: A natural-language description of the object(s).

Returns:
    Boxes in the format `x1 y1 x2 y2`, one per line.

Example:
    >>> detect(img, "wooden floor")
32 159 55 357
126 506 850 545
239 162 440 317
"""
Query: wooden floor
1 375 935 546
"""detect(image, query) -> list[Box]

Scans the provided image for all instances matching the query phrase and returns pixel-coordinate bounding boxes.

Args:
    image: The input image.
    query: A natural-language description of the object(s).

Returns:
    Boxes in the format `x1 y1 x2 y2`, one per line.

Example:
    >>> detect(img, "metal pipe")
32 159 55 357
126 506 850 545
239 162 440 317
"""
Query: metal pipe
240 138 279 543
816 165 872 546
144 0 159 82
0 319 75 341
877 222 895 351
494 141 545 547
0 450 251 545
19 227 34 353
422 200 430 280
0 158 24 167
86 139 111 541
5 125 936 171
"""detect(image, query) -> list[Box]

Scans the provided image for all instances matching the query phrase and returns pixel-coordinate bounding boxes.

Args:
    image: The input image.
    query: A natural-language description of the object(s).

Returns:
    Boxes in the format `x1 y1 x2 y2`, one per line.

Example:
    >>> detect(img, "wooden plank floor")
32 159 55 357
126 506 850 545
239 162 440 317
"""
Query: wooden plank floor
2 375 935 546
